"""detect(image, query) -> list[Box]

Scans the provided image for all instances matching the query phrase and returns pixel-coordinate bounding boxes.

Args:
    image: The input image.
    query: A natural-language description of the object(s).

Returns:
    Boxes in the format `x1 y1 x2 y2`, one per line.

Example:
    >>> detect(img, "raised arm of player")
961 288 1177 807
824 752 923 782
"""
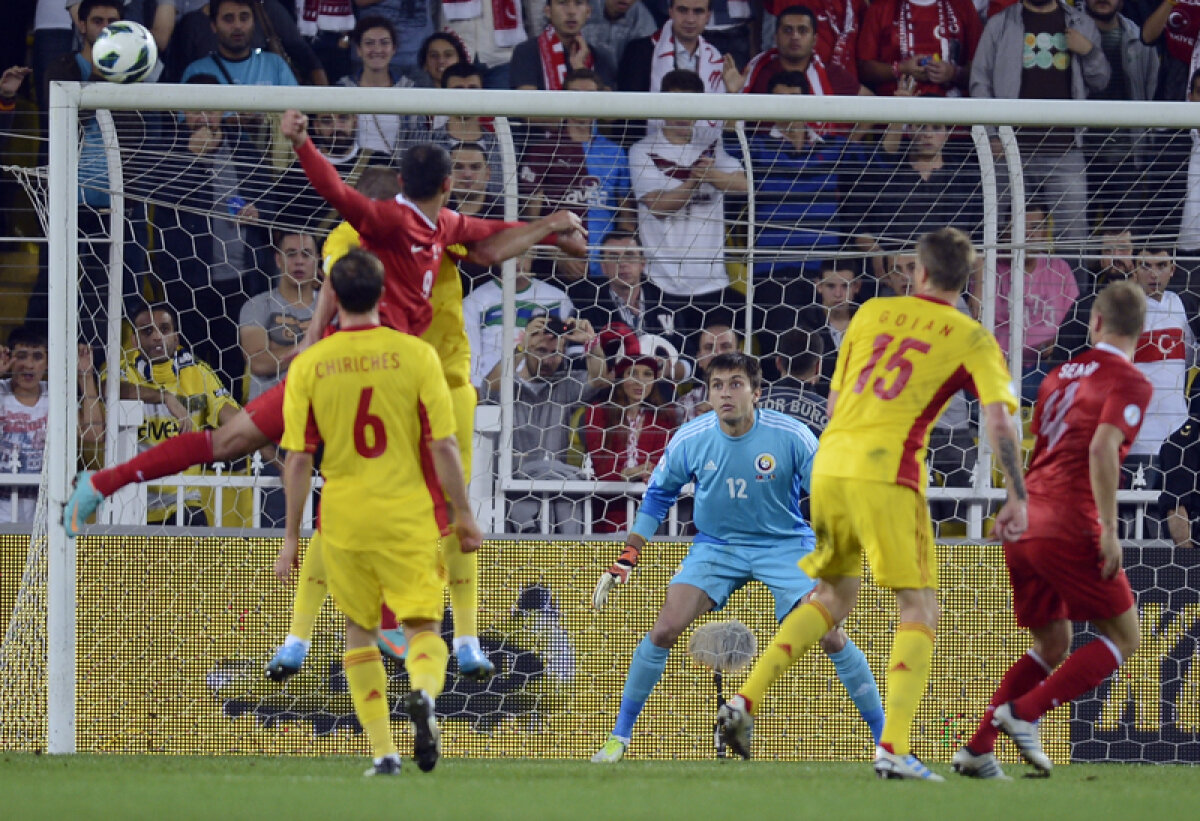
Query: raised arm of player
984 402 1028 543
282 110 376 228
429 435 484 553
462 210 586 267
1089 423 1125 578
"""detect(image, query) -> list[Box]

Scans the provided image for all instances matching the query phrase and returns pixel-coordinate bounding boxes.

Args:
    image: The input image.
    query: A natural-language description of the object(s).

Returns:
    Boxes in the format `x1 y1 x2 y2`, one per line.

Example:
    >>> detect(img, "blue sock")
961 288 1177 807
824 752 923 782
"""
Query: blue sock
828 637 885 744
612 636 670 740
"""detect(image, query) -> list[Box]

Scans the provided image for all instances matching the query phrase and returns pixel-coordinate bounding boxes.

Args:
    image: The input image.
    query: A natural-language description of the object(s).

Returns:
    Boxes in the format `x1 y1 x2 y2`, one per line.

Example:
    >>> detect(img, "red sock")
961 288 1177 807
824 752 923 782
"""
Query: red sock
968 651 1052 753
91 431 215 497
1012 639 1121 723
379 605 398 631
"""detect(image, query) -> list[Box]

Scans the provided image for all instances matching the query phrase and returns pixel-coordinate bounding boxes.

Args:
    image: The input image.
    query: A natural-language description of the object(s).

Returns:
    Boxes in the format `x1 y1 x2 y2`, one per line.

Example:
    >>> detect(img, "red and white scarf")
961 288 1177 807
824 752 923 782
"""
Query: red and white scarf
295 0 354 35
649 20 727 93
536 25 592 90
741 49 844 137
443 0 526 49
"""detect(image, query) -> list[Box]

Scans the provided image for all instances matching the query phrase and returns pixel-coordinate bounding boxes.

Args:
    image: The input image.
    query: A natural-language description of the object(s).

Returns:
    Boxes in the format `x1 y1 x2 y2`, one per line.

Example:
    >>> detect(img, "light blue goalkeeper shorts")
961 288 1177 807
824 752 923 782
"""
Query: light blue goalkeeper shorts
669 537 816 623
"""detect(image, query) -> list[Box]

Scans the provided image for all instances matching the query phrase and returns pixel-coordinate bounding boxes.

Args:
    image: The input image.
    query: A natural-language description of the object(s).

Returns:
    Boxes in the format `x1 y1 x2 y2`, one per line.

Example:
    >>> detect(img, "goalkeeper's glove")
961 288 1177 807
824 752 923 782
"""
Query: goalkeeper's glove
592 542 641 610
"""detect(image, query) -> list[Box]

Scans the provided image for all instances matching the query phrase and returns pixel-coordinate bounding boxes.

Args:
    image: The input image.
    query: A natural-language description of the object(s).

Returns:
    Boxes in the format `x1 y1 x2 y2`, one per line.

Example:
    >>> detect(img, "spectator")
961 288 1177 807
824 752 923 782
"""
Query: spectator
759 326 828 435
0 329 102 523
583 355 678 531
113 302 240 526
169 0 324 84
178 0 303 86
294 0 356 82
764 0 868 94
480 315 607 534
140 76 274 389
412 30 471 87
677 316 739 419
350 0 436 78
797 261 861 390
238 230 319 525
738 4 862 97
574 230 685 354
994 202 1080 402
628 70 748 335
36 1 149 347
428 64 505 201
440 0 528 89
739 71 865 336
449 141 498 218
0 65 30 130
583 0 659 65
519 69 635 283
512 0 617 88
32 0 73 143
1055 222 1136 359
465 253 578 388
858 0 981 97
699 0 755 68
619 0 730 92
336 17 422 160
1130 243 1194 480
1082 0 1158 226
854 76 983 272
970 0 1109 251
1139 0 1200 102
1158 391 1200 547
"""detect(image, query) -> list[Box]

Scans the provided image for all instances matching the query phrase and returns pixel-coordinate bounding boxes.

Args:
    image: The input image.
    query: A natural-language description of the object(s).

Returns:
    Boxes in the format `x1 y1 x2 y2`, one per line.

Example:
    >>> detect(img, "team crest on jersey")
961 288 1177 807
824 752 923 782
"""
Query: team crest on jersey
754 452 776 481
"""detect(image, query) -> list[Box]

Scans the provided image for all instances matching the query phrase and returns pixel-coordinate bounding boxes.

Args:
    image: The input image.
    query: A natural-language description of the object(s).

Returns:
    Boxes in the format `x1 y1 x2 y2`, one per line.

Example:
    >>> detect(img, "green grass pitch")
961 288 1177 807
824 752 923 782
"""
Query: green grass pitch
1 754 1194 821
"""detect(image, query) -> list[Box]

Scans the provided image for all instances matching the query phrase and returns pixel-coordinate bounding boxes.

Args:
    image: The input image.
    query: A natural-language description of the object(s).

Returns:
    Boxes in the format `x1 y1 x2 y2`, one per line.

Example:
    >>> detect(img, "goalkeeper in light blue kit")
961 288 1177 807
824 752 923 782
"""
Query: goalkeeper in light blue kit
591 352 883 762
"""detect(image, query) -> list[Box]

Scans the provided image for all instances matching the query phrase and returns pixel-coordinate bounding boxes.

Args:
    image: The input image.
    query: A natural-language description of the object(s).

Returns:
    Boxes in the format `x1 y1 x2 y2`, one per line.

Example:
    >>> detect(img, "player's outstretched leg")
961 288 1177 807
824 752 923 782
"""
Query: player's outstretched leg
403 628 449 773
822 632 884 744
873 747 945 781
443 533 493 681
590 635 670 763
956 647 1056 778
950 747 1010 780
344 641 402 776
716 694 753 760
991 703 1051 775
267 534 329 682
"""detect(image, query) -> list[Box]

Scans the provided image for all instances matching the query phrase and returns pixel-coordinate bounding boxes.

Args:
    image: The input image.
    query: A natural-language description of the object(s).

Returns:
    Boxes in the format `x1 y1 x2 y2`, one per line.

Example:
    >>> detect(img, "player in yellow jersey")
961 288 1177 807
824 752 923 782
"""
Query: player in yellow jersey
267 167 493 681
277 248 483 776
718 228 1030 779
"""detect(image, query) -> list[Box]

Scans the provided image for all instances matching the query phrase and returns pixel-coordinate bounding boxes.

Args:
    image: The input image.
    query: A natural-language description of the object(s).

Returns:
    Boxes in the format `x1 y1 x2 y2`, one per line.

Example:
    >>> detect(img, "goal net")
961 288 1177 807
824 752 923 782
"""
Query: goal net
0 82 1197 763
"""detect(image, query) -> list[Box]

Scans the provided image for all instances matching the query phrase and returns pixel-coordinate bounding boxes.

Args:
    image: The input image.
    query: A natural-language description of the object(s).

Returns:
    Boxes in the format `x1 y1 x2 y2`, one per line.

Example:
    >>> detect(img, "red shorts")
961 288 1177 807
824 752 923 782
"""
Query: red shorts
244 381 287 444
1004 536 1135 629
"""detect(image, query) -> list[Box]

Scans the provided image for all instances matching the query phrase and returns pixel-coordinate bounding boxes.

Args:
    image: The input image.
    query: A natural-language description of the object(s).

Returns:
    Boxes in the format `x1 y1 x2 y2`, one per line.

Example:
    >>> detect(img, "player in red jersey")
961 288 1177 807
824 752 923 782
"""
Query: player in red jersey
953 280 1154 780
64 123 586 534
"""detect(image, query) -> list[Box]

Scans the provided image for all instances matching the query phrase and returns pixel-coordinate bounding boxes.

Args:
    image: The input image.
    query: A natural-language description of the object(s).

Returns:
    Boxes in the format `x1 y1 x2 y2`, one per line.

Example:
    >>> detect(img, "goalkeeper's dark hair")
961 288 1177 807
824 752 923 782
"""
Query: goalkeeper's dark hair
767 70 811 94
916 227 975 293
661 69 705 94
209 0 254 21
330 249 385 314
355 166 402 200
1094 279 1146 340
400 143 452 200
777 5 818 29
79 0 123 22
776 328 823 377
6 325 46 351
706 352 762 391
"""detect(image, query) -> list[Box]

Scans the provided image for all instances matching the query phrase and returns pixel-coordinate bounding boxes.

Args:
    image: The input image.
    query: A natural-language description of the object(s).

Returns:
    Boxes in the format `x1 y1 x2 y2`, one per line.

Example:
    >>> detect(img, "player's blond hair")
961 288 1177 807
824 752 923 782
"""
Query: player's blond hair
916 227 975 293
1094 279 1146 339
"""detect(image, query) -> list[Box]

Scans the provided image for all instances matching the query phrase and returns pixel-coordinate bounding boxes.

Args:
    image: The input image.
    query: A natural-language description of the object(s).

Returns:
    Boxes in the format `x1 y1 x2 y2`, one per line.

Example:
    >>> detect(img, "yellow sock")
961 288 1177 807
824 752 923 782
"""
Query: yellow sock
405 630 450 698
880 623 935 756
440 533 478 638
344 646 395 758
289 533 328 640
739 600 835 710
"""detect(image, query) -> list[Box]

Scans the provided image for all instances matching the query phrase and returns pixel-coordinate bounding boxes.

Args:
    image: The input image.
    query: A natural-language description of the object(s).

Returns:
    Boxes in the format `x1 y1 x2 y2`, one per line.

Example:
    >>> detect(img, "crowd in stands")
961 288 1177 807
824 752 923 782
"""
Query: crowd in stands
5 0 1200 540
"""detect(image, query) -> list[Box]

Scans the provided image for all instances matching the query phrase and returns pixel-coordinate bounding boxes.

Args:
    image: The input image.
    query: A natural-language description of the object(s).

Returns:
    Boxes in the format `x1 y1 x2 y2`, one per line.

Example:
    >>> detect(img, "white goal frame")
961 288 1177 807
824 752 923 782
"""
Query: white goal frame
41 82 1200 753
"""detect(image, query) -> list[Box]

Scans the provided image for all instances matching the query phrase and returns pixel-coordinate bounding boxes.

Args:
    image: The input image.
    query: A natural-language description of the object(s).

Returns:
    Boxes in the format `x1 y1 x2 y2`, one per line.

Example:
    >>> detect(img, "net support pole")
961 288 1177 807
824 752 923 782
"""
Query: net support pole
494 116 517 503
970 124 1000 540
47 81 80 754
96 110 126 503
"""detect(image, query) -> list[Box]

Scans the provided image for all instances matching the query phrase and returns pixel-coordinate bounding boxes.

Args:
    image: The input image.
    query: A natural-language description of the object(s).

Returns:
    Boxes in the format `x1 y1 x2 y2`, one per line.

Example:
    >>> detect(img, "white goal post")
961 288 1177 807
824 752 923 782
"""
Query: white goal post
29 82 1200 755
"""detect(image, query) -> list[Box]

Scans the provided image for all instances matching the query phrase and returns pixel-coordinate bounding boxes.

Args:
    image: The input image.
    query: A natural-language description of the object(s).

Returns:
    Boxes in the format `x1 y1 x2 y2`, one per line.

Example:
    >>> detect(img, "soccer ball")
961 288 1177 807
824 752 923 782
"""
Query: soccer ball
92 21 158 84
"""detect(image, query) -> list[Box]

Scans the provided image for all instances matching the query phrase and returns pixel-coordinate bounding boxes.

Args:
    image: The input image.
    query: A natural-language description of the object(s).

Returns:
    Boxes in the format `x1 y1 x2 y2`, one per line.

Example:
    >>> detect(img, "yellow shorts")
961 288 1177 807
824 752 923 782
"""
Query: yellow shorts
803 475 938 590
320 537 445 629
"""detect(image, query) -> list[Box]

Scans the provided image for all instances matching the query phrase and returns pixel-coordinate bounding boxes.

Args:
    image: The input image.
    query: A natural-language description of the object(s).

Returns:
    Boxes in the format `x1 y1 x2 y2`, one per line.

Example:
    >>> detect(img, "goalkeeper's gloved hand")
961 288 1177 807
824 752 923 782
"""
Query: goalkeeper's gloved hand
592 542 641 610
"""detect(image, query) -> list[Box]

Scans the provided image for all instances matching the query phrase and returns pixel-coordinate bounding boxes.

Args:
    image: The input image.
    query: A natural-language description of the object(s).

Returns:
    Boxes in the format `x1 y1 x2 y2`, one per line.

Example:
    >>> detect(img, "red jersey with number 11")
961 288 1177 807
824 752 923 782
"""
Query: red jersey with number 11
1026 344 1153 540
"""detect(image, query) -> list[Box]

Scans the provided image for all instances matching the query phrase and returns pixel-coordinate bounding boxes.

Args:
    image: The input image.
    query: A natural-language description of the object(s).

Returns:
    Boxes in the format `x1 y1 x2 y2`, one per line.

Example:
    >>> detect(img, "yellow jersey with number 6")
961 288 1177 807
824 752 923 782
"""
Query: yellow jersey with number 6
816 294 1017 492
281 325 456 551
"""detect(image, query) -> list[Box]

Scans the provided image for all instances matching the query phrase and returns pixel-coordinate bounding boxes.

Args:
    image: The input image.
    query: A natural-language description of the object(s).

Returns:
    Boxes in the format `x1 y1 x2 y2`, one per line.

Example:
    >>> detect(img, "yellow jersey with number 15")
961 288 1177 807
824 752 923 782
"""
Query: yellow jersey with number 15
815 294 1018 492
281 325 456 551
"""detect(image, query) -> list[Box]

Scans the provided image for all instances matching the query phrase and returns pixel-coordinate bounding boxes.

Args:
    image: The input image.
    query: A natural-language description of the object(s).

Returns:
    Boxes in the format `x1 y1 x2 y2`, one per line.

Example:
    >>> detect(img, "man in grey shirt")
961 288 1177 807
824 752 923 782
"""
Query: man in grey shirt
583 0 658 65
